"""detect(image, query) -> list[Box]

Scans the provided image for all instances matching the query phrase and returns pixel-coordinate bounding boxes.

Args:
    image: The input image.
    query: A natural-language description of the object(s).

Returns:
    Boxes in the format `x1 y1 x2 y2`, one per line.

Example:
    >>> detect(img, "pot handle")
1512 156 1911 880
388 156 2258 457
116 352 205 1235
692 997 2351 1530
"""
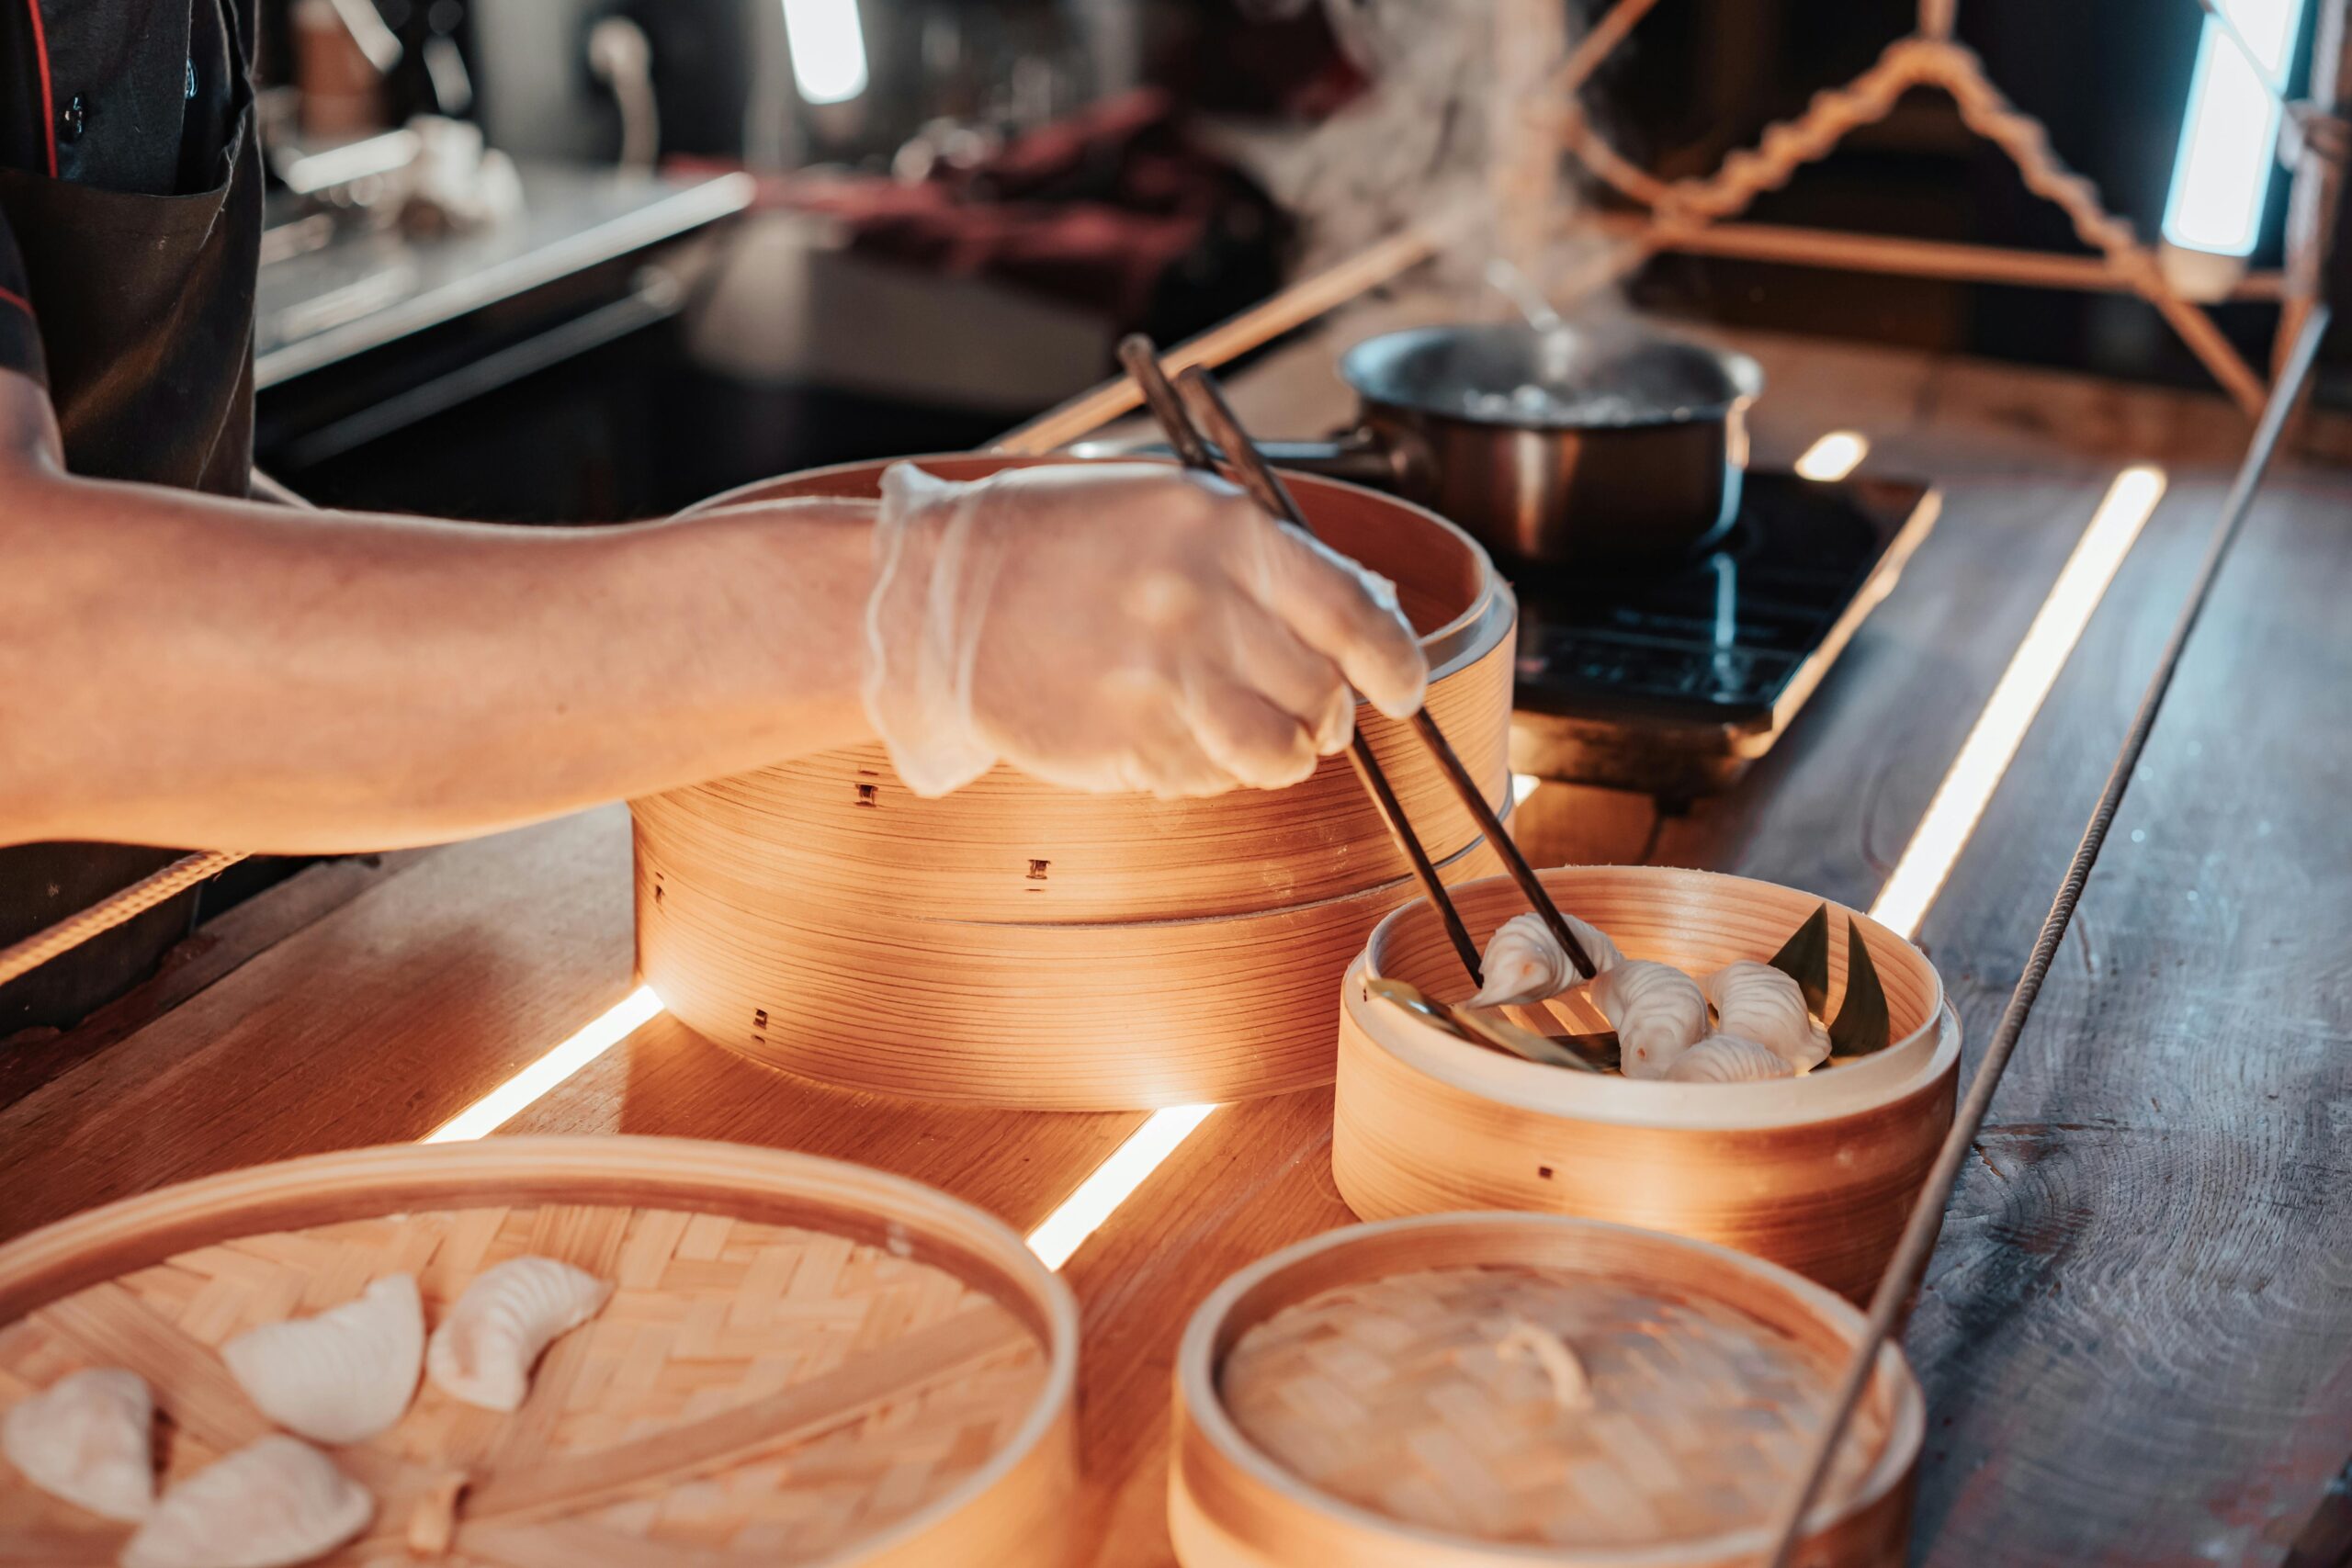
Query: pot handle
1062 429 1405 491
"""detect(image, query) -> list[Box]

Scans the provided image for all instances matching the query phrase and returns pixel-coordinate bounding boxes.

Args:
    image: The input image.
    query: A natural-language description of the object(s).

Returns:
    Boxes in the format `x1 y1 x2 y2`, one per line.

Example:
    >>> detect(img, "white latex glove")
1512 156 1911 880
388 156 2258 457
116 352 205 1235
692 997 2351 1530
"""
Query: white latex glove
863 462 1429 797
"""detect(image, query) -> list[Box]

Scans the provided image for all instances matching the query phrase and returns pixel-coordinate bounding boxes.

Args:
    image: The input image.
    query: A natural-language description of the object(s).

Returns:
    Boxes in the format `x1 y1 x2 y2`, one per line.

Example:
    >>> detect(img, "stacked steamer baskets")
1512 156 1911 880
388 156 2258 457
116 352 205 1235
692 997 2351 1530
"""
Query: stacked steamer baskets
0 1138 1079 1567
1333 866 1961 1301
634 455 1520 1110
1170 1213 1924 1568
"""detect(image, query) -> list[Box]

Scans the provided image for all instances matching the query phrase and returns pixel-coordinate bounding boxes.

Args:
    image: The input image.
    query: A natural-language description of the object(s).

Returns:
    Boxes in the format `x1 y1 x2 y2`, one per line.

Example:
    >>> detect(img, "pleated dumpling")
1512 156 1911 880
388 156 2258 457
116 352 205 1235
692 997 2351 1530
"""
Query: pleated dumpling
425 1257 612 1413
2 1367 154 1522
1589 960 1709 1080
120 1435 371 1568
1701 961 1830 1070
1663 1032 1796 1083
1466 912 1623 1008
221 1274 423 1445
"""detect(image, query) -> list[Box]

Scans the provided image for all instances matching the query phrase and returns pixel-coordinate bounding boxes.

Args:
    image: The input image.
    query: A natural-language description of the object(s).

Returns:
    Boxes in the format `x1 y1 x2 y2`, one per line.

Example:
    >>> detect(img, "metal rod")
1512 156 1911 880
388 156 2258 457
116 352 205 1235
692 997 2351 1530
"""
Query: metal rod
1110 338 1476 987
1175 366 1600 983
1114 337 1216 470
1759 303 2331 1568
1112 338 1486 988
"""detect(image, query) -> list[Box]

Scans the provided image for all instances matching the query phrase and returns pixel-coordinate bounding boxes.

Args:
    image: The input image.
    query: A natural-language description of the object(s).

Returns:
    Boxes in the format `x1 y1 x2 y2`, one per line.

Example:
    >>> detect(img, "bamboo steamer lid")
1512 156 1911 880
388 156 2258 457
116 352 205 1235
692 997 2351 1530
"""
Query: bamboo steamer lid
652 455 1513 924
637 456 1520 1110
0 1138 1078 1568
1332 867 1959 1301
1170 1213 1923 1568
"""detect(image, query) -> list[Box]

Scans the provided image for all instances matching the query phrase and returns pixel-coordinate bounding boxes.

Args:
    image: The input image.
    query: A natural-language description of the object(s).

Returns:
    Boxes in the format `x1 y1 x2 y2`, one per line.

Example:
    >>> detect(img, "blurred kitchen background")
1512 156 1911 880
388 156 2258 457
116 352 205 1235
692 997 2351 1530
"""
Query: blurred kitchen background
249 0 2351 523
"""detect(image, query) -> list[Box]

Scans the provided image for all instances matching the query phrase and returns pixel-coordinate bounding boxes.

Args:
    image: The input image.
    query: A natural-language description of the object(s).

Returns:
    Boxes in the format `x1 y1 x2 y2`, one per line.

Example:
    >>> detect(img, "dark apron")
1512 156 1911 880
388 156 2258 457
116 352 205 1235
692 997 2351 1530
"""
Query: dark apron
0 28 261 1035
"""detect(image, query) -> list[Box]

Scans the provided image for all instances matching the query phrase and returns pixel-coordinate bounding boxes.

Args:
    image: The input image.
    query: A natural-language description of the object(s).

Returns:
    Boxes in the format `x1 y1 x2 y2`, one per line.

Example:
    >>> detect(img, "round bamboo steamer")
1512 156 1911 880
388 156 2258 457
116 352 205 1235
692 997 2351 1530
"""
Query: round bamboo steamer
653 454 1514 924
637 455 1519 1110
1332 867 1960 1302
639 804 1508 1111
1169 1212 1924 1568
0 1137 1078 1568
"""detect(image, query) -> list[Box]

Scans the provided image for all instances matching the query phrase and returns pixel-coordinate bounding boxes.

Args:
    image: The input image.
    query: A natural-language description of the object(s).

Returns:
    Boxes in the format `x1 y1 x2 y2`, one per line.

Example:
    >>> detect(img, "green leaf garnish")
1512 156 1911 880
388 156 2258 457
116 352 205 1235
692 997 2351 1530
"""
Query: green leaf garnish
1827 915 1893 1056
1767 903 1833 1015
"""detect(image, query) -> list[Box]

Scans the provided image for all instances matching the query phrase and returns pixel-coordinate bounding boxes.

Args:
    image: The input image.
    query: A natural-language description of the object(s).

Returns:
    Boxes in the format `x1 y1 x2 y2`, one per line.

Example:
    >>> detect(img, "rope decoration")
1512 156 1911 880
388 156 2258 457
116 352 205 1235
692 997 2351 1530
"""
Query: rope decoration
0 852 246 990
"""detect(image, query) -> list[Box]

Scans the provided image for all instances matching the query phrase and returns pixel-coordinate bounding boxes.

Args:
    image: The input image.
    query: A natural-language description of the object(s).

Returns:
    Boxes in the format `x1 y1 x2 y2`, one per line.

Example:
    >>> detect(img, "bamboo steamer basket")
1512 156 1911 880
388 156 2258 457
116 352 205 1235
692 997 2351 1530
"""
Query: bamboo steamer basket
636 455 1518 1110
1332 867 1959 1303
0 1137 1078 1568
1169 1213 1923 1568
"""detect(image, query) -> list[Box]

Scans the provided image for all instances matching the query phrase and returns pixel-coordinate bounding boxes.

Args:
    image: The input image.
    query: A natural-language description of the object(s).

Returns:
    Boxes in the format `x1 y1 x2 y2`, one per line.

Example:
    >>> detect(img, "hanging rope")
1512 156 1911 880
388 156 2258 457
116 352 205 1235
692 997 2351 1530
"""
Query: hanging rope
0 851 247 990
1761 304 2331 1568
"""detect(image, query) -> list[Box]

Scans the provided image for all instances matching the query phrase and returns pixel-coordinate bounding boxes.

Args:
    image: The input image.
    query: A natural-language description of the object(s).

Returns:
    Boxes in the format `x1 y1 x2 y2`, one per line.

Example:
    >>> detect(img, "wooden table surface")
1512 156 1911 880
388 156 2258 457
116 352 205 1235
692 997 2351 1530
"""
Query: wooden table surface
6 307 2349 1566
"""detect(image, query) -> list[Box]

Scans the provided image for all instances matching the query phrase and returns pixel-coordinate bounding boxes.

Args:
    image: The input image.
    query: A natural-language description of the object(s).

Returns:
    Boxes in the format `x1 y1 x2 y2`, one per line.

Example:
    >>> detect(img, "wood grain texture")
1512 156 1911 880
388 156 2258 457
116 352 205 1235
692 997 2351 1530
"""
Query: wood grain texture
0 811 637 1240
0 850 427 1112
1894 472 2352 1566
4 307 2347 1567
489 1012 1148 1235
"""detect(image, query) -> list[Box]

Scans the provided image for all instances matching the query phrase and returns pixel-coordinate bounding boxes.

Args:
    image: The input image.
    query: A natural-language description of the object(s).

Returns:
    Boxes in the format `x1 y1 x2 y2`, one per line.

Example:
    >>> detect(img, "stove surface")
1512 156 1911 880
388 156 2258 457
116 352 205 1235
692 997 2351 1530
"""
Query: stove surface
1508 470 1938 799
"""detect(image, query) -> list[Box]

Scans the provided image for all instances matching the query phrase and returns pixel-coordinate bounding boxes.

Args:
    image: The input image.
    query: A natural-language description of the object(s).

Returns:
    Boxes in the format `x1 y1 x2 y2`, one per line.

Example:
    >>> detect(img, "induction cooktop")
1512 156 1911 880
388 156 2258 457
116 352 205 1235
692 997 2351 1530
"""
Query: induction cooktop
1506 471 1939 801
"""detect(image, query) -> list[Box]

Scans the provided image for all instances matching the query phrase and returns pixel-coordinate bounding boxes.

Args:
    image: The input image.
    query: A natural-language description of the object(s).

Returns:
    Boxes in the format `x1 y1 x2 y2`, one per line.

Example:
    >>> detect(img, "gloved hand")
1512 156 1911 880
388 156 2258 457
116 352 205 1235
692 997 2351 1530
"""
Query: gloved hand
863 462 1429 797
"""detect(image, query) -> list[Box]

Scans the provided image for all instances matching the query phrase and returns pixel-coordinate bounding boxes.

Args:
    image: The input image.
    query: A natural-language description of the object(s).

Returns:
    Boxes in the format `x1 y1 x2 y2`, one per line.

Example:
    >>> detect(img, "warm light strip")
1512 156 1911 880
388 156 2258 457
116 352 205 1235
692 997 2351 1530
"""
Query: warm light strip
1869 466 2168 938
421 984 665 1144
1511 773 1544 805
1794 431 1870 481
781 0 870 105
2164 0 2306 255
1025 1104 1217 1270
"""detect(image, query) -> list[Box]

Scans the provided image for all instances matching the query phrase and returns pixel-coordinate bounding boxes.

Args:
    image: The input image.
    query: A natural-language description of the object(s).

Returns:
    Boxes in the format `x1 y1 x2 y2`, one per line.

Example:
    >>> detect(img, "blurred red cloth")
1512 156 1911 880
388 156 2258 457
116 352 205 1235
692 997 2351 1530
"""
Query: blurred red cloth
759 90 1283 327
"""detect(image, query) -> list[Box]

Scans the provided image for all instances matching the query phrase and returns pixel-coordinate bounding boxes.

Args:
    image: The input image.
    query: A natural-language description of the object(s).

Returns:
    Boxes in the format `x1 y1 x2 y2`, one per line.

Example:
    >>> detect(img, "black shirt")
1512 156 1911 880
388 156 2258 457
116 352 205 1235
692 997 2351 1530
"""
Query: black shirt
0 0 252 391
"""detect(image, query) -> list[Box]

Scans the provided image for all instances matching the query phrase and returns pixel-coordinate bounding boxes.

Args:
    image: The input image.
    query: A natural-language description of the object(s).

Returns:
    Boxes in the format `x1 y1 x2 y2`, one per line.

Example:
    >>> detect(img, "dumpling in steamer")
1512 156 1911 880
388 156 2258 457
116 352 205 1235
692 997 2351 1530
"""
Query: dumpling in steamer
425 1257 612 1413
1701 961 1830 1070
221 1274 423 1445
120 1434 371 1568
1588 960 1707 1080
1466 912 1623 1009
2 1367 154 1522
1664 1032 1796 1083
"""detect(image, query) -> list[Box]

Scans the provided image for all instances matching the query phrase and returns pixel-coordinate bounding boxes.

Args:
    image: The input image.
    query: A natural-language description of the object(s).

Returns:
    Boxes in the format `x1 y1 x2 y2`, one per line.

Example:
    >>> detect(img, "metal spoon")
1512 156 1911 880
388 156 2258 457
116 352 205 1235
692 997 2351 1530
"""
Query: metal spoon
1364 976 1612 1072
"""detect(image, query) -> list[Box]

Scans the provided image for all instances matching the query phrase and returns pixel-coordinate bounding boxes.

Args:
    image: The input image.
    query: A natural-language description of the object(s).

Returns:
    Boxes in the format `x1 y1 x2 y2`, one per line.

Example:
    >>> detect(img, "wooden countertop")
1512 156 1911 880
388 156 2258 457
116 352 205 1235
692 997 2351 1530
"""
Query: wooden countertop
6 311 2349 1565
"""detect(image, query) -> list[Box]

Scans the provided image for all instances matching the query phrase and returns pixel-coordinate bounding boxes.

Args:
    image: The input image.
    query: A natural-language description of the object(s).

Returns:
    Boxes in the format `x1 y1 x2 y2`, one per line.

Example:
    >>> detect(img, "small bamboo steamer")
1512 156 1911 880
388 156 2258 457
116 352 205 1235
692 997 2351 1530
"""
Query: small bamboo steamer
637 455 1519 1110
1333 868 1959 1302
1169 1213 1924 1568
0 1137 1078 1568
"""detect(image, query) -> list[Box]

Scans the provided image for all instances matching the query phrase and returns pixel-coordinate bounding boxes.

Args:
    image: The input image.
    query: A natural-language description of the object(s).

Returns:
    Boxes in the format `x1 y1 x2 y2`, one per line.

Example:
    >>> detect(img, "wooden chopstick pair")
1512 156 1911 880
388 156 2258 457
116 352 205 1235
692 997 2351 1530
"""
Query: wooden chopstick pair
1114 335 1597 988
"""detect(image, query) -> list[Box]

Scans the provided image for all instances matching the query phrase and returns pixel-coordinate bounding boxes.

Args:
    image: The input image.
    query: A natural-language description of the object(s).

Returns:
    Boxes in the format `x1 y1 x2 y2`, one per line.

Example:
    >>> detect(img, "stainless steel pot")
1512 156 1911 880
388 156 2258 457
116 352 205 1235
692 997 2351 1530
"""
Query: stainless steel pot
1097 323 1764 570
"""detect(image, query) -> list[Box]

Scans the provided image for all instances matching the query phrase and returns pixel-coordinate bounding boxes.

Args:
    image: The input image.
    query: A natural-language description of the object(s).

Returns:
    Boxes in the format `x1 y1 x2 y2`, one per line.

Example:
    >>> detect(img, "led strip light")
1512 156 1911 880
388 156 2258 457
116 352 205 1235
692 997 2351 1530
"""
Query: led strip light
1870 465 2168 938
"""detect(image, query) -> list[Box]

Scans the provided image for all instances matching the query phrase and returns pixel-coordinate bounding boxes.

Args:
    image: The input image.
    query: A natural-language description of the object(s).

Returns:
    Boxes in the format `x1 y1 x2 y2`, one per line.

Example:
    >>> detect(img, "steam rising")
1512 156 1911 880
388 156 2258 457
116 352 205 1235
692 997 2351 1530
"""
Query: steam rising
1251 0 1589 301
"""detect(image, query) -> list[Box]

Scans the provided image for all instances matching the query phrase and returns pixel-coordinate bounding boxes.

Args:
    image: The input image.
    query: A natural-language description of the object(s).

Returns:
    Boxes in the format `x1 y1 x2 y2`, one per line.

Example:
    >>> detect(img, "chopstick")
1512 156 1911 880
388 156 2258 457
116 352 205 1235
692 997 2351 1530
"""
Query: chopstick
1173 364 1600 982
1114 336 1487 987
1757 302 2334 1568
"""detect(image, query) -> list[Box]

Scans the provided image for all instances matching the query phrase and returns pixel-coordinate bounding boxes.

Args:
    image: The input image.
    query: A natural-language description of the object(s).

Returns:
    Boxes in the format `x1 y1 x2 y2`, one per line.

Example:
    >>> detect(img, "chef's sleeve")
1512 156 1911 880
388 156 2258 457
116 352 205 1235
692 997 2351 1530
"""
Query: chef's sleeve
0 205 48 389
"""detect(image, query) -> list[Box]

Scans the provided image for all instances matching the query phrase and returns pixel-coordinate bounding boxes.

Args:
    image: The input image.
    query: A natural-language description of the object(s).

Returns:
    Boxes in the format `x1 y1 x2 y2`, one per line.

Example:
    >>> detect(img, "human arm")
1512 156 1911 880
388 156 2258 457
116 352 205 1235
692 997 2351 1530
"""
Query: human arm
0 367 882 852
1 374 1429 853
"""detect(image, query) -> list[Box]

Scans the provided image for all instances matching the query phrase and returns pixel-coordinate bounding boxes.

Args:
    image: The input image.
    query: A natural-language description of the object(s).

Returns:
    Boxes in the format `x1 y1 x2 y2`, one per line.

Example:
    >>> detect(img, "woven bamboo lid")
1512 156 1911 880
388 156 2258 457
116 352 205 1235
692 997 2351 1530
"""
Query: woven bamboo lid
1171 1213 1922 1568
0 1138 1078 1568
